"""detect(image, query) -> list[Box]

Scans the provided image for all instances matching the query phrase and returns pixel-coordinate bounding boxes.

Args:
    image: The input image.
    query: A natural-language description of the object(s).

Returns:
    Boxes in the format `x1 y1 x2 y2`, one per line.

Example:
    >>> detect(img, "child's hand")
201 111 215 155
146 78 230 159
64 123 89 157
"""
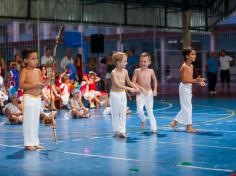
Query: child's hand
199 81 207 87
128 87 137 93
153 90 157 96
135 87 140 93
196 75 206 83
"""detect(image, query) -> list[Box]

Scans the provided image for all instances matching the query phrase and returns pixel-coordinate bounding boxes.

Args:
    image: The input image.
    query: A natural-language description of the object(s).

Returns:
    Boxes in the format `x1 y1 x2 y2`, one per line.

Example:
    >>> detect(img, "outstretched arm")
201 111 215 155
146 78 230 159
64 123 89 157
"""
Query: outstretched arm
181 66 206 86
125 71 139 92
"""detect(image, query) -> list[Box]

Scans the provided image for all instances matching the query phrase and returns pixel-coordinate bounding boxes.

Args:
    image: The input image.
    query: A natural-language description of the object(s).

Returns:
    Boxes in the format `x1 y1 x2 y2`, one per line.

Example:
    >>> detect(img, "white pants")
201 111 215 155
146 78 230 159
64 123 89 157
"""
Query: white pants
23 95 41 146
110 91 127 134
136 91 157 131
61 93 70 105
175 82 192 125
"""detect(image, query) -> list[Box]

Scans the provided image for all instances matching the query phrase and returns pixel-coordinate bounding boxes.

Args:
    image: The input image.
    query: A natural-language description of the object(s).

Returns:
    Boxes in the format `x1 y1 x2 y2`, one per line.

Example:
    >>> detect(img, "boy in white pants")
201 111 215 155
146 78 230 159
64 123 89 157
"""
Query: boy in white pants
19 48 51 150
110 52 139 138
132 52 158 133
170 47 206 133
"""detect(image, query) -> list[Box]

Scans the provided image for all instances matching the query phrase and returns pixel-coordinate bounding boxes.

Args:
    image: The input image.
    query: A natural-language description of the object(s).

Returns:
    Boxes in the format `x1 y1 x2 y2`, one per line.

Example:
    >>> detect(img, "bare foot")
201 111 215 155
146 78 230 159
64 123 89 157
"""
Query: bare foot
34 145 45 150
118 133 127 138
170 122 177 131
187 128 198 133
141 121 146 129
25 146 36 151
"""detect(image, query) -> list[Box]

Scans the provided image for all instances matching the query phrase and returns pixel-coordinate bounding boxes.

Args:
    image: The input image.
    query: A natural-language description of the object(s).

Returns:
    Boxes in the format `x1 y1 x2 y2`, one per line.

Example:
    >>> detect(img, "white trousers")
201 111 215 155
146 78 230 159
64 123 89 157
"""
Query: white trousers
175 82 192 125
136 91 157 131
110 91 127 134
23 95 41 146
61 93 70 105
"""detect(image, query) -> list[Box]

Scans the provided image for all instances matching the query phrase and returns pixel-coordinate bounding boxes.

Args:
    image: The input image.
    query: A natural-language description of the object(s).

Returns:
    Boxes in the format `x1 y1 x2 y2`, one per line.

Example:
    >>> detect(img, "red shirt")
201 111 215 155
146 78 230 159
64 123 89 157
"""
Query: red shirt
89 82 96 91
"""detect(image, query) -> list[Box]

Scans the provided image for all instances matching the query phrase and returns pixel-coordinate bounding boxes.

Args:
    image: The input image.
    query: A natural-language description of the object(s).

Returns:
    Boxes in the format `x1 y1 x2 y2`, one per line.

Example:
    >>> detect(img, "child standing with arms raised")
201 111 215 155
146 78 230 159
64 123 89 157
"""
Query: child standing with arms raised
132 52 158 133
19 48 51 150
170 47 206 133
110 52 139 138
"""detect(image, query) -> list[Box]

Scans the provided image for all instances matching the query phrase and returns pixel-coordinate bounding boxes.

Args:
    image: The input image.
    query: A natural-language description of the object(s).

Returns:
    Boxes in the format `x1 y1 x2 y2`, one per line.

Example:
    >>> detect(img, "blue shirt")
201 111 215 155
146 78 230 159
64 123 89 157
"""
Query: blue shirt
127 55 139 75
207 57 218 74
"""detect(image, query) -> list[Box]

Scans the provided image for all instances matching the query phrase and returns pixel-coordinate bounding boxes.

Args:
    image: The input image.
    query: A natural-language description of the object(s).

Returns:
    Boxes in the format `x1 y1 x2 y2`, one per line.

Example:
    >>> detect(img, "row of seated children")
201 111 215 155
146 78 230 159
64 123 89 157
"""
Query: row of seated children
41 63 107 110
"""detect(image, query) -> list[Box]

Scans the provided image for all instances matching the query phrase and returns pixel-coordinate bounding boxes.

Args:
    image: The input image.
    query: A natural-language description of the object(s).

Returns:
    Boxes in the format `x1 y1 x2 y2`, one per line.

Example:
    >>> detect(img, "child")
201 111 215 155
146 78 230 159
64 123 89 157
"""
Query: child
170 47 206 133
87 71 105 107
19 48 51 150
0 67 8 112
69 88 91 118
132 52 158 133
4 93 23 124
60 75 70 108
110 52 139 138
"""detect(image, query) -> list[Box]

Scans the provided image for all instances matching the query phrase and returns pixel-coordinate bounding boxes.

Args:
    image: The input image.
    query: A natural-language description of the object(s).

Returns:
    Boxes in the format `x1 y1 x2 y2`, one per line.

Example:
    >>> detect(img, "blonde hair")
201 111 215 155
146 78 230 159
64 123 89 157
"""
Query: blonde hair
112 52 127 64
140 52 151 61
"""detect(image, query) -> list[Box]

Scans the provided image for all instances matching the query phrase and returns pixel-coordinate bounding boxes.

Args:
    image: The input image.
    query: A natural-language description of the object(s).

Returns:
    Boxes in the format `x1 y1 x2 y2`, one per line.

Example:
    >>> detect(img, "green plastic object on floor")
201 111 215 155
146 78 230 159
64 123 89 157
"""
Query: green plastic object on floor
181 161 192 166
129 168 139 173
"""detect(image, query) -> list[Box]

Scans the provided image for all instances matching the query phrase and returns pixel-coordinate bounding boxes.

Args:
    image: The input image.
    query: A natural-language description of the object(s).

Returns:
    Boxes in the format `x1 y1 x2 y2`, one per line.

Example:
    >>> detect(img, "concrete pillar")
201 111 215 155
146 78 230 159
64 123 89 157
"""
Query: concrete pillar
183 11 191 48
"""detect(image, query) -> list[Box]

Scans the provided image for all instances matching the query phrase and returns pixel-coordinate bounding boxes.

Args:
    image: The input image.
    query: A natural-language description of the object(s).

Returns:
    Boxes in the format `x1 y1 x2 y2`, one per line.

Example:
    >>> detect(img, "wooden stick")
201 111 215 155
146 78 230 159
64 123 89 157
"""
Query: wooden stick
126 90 132 100
52 123 58 144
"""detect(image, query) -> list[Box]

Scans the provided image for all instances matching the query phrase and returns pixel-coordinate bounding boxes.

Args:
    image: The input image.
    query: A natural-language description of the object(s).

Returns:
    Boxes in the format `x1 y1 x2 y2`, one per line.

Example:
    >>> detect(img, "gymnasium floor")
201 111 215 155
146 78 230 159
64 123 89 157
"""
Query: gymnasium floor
0 93 235 176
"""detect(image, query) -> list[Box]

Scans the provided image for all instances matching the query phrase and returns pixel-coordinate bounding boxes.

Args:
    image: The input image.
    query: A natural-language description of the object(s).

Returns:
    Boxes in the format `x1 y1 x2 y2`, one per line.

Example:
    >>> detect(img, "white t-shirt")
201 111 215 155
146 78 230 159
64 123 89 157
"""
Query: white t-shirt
60 56 74 70
5 103 21 114
41 55 54 65
219 55 233 70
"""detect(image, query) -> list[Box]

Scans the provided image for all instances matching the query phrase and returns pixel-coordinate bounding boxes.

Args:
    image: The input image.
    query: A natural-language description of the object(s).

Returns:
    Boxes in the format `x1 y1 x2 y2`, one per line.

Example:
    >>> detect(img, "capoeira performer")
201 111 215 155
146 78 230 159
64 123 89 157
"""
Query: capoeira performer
19 48 51 150
132 52 158 133
170 47 206 133
110 52 139 138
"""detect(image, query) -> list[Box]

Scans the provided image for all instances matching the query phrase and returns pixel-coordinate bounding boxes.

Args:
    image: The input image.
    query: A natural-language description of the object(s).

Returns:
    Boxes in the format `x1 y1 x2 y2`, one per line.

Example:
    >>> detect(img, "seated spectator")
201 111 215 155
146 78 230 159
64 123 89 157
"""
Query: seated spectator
81 73 105 108
0 67 8 113
4 93 23 124
40 96 57 125
69 88 91 118
60 75 70 108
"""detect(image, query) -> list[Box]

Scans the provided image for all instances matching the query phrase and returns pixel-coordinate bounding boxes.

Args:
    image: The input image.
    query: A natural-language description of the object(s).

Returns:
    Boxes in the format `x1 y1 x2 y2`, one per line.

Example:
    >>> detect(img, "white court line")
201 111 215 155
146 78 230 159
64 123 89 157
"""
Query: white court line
62 151 233 173
177 165 233 172
63 151 143 162
72 138 83 141
89 135 113 140
0 144 23 149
